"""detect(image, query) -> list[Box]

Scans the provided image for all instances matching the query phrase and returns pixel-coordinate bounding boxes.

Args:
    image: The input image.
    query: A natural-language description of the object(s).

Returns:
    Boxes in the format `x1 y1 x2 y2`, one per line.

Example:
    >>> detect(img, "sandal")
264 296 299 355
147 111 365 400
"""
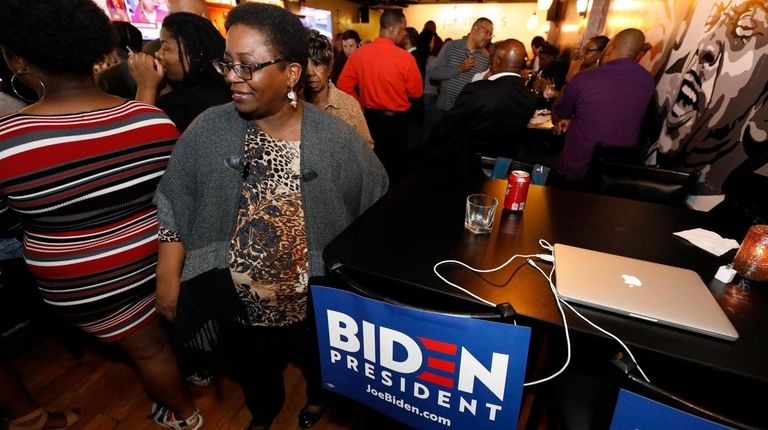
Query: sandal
8 408 81 430
150 402 203 430
298 403 326 429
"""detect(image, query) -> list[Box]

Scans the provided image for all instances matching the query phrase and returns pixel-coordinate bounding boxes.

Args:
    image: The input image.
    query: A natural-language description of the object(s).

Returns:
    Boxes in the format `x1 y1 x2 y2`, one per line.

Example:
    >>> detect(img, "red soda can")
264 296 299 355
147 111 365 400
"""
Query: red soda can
503 170 531 212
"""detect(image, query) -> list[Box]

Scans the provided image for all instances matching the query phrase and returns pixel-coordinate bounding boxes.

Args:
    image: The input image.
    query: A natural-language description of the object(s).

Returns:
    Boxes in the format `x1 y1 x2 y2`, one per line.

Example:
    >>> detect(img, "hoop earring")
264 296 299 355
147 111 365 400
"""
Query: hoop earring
11 71 45 103
287 87 298 109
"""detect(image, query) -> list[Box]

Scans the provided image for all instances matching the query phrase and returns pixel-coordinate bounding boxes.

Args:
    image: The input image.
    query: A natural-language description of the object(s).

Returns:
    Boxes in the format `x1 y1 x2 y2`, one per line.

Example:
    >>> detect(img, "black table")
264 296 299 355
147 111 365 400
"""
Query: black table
323 171 766 427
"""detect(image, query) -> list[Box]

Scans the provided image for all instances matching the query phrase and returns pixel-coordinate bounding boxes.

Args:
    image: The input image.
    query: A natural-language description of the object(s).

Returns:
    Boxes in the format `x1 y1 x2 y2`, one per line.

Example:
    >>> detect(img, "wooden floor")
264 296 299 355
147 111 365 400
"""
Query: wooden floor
4 322 554 430
3 331 414 430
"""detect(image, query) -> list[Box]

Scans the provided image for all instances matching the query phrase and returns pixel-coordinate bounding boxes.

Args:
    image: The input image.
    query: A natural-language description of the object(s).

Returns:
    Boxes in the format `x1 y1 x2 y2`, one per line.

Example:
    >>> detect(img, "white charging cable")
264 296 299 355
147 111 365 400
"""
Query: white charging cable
523 259 572 386
558 299 651 383
433 237 650 385
527 255 651 384
432 239 568 385
433 252 555 307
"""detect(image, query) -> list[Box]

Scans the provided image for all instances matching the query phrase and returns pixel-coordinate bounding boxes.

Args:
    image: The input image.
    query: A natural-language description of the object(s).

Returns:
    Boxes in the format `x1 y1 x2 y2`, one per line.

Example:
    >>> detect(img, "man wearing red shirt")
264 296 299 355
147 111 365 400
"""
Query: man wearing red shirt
338 9 423 183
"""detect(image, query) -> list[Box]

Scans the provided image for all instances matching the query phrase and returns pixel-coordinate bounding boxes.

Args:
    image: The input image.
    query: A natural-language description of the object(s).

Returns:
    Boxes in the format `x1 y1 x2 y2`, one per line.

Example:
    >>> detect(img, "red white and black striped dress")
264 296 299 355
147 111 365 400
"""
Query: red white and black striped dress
0 101 179 341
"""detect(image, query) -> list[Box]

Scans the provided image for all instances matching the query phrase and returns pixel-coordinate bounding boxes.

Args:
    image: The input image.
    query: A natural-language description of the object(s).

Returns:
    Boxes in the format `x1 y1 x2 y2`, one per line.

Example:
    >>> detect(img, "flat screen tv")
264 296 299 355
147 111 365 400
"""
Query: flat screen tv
94 0 170 41
300 6 333 40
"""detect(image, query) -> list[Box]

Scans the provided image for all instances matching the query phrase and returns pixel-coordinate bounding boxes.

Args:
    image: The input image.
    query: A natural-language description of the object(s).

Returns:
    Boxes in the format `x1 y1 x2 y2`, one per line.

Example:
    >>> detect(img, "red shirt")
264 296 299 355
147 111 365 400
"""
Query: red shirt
337 38 423 112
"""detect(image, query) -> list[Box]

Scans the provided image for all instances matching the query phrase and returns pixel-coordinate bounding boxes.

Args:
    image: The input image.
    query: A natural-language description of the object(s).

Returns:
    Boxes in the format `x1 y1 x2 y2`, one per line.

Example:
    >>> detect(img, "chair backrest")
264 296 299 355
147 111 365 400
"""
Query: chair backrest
607 354 754 430
721 160 768 224
491 156 514 179
583 144 647 192
483 156 538 178
597 161 697 205
481 155 551 185
609 389 738 430
594 145 646 165
311 282 531 430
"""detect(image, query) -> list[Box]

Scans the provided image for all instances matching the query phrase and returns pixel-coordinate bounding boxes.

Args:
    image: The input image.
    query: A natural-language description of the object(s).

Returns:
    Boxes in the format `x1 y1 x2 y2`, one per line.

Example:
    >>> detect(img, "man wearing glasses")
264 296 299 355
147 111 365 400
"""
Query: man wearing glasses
424 18 494 143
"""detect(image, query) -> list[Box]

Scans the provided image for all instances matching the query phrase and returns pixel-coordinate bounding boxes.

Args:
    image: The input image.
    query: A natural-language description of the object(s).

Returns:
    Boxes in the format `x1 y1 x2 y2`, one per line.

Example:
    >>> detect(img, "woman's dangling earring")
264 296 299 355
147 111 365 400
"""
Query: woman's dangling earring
11 71 46 103
287 87 298 109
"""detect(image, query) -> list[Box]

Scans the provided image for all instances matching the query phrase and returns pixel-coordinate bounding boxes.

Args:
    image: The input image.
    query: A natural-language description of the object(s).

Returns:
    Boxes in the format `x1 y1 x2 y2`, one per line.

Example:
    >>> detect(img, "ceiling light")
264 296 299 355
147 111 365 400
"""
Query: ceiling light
577 0 589 16
527 12 539 30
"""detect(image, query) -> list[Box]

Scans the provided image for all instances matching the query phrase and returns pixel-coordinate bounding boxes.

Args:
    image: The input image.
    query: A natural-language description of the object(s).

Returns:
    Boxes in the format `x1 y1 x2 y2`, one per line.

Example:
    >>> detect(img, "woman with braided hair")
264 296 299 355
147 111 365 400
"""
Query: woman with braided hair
130 12 230 132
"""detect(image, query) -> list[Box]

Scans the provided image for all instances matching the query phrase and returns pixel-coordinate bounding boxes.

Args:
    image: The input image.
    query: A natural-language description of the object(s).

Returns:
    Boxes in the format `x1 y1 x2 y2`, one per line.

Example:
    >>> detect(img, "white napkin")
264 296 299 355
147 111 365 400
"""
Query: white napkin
673 228 740 256
529 115 550 125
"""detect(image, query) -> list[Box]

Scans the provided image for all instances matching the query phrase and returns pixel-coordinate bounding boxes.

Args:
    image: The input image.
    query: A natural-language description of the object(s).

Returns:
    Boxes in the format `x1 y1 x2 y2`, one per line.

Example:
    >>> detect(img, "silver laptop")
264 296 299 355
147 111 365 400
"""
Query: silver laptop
553 244 738 341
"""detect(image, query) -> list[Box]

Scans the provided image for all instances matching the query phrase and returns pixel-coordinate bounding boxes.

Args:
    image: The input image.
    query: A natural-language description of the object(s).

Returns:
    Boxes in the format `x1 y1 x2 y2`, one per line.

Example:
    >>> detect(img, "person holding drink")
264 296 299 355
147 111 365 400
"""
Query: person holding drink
540 78 558 114
423 18 494 140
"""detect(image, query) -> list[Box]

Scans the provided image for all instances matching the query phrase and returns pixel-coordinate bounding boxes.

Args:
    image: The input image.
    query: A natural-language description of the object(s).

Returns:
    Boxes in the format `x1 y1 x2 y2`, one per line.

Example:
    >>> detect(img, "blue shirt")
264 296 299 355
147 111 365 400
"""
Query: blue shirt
552 58 655 180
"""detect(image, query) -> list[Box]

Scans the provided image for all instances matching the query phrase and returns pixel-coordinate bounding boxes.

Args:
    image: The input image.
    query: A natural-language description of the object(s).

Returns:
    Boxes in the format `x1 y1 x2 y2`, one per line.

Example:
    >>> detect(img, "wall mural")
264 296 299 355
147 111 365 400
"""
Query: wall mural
651 0 768 195
606 0 693 79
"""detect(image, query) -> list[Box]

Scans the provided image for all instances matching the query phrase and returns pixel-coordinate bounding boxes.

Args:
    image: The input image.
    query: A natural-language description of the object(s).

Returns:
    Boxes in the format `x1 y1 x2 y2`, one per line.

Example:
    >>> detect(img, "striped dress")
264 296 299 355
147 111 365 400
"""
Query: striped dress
0 101 179 341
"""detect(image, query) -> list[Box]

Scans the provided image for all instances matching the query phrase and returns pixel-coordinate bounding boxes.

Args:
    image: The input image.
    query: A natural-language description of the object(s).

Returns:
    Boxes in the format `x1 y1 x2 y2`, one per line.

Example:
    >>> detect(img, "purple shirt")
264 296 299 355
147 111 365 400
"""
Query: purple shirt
552 58 655 181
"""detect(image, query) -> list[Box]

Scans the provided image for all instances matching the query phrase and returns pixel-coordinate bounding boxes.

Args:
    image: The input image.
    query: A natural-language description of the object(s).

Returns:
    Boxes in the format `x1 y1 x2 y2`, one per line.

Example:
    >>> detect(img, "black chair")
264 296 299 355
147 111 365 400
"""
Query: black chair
549 144 648 193
720 156 768 225
594 145 647 165
596 161 698 206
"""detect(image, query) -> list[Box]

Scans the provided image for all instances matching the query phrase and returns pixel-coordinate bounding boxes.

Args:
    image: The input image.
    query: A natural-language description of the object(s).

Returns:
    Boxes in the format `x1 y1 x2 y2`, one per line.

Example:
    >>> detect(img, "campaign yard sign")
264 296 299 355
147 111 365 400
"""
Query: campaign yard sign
311 286 531 430
610 389 734 430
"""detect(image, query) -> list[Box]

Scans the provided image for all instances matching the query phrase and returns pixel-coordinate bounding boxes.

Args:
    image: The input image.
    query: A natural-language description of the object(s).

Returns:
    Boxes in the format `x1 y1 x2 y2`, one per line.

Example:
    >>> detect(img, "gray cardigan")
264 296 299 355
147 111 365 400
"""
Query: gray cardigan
154 102 388 282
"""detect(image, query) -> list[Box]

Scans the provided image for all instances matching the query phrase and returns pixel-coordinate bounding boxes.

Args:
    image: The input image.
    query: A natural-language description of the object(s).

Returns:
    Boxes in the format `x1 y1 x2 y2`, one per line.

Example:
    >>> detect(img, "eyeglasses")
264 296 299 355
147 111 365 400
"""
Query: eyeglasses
211 58 285 80
477 26 493 38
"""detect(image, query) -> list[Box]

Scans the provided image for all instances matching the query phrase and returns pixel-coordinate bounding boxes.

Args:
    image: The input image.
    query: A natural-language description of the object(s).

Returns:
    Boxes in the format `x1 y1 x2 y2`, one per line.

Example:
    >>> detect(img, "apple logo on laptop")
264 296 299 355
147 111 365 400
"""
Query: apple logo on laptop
621 274 642 287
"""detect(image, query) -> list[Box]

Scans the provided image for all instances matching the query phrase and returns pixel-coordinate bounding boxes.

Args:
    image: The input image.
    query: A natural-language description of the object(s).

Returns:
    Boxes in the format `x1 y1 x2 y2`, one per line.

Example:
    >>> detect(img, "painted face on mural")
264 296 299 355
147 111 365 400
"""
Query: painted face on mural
660 0 768 167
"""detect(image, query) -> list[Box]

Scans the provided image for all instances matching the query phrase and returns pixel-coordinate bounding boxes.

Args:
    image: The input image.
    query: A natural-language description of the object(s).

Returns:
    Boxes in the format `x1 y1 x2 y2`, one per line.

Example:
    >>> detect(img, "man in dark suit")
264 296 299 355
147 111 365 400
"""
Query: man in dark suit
432 38 538 162
400 27 426 128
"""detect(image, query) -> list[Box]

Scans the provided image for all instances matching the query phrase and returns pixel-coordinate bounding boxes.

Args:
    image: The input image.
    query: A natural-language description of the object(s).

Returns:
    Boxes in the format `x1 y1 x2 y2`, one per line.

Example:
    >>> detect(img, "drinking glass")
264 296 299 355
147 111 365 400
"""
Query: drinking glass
542 80 558 115
465 194 498 234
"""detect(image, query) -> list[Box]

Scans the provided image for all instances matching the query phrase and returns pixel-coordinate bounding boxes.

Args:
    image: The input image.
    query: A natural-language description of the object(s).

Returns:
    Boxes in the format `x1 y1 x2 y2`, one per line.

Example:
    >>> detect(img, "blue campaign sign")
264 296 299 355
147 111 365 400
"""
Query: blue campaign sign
610 389 734 430
311 286 531 430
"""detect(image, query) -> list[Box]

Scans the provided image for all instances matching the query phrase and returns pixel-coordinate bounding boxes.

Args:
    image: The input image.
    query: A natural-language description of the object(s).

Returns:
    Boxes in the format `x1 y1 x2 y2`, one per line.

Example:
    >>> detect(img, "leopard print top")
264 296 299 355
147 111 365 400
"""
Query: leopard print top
228 127 309 327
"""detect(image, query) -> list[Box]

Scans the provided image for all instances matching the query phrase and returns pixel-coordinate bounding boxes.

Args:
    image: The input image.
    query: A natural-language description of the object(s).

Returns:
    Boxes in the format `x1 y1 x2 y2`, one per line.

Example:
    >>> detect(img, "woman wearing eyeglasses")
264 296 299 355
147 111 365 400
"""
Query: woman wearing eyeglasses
129 12 230 132
153 3 388 429
565 35 610 82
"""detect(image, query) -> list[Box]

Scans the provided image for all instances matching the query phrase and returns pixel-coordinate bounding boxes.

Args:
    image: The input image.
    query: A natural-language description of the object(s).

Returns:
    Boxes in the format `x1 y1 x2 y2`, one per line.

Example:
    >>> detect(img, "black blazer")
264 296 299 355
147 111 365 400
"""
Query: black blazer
435 74 538 157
